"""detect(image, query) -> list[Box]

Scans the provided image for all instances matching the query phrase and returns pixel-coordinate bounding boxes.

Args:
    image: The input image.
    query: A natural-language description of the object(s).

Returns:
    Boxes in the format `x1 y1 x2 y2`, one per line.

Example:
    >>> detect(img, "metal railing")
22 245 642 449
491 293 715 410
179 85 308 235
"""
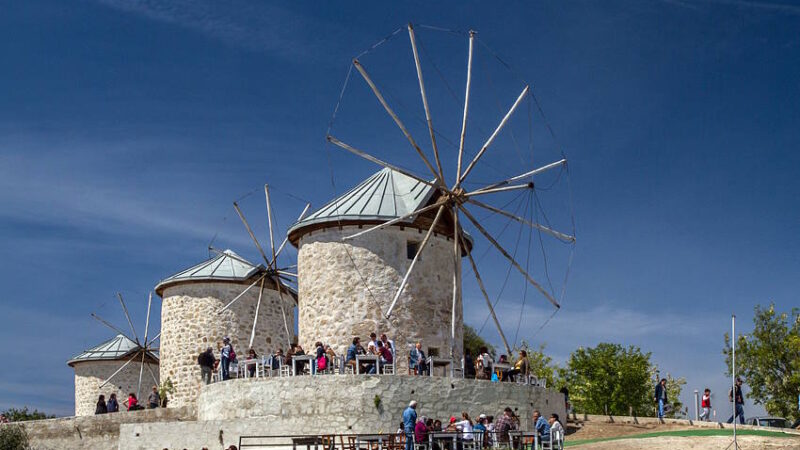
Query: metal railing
238 430 564 450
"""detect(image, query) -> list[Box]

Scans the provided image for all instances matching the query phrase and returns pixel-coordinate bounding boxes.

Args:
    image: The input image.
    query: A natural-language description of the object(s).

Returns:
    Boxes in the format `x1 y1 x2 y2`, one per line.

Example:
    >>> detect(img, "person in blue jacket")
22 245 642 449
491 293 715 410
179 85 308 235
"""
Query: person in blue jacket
402 400 418 450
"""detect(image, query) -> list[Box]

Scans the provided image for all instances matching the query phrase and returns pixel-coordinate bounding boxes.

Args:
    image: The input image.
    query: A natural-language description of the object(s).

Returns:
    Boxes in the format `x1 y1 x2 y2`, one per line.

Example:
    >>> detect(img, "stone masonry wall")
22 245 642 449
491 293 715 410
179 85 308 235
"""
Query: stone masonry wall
8 406 194 450
121 375 564 449
297 225 463 373
73 360 159 417
159 281 295 409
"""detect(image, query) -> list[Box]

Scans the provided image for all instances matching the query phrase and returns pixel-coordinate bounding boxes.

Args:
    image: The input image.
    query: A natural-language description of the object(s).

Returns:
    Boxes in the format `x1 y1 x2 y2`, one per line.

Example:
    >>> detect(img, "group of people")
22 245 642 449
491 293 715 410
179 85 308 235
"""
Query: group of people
654 377 745 424
346 333 396 374
94 386 163 415
402 402 564 450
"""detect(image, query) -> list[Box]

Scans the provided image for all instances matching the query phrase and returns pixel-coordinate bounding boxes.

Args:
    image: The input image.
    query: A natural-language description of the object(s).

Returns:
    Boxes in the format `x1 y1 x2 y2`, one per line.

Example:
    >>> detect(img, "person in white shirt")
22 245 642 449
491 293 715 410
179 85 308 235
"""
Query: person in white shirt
548 414 564 438
455 412 474 441
368 332 378 352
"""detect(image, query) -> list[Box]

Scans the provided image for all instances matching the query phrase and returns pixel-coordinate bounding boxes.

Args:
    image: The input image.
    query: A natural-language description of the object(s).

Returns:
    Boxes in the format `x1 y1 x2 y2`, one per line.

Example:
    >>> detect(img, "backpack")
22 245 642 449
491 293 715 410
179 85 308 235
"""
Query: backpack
229 346 237 362
317 354 327 370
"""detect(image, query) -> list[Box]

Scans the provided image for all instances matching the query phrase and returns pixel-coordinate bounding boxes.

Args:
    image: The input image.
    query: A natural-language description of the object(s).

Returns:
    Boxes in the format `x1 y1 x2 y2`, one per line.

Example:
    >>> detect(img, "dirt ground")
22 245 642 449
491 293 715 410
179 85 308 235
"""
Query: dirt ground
566 420 694 440
565 420 800 449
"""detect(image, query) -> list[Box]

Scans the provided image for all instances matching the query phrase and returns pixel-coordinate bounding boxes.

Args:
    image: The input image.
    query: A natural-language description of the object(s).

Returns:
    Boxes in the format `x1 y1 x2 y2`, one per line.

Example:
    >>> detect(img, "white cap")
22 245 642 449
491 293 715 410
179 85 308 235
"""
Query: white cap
479 414 487 419
409 400 417 408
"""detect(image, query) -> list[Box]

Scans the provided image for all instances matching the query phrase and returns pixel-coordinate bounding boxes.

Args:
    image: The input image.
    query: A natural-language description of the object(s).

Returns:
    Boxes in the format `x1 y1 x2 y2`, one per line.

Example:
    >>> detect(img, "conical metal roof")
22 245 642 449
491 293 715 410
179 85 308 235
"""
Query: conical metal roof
67 334 158 367
288 167 436 241
155 249 263 295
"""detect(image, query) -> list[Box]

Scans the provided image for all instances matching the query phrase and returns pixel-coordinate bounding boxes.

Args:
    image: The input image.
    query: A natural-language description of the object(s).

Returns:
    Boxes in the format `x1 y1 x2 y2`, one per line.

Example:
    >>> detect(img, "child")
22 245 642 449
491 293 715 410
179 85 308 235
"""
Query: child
700 388 711 421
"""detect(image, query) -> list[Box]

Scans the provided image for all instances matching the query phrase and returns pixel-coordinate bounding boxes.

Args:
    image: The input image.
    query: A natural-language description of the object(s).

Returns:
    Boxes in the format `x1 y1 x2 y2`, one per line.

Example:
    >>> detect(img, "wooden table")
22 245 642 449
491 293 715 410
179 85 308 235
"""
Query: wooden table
356 354 379 374
292 355 315 376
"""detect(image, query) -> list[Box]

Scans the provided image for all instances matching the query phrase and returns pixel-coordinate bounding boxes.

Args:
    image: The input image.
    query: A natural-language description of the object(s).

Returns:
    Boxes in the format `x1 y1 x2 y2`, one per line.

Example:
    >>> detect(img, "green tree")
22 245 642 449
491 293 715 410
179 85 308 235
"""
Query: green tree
724 304 800 421
1 407 54 422
563 343 652 416
463 325 495 358
516 340 562 388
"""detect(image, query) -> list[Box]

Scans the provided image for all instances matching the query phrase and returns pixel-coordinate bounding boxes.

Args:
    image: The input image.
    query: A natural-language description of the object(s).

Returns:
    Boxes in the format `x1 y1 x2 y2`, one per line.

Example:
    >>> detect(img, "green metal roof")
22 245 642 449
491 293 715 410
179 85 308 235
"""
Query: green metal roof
155 249 263 294
288 167 436 237
67 334 158 367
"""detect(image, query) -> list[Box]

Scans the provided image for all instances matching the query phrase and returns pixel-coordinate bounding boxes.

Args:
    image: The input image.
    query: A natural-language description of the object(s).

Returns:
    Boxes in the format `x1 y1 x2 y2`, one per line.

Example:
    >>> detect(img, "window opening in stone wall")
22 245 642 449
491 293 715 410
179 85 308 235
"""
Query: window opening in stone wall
406 241 420 259
428 347 440 357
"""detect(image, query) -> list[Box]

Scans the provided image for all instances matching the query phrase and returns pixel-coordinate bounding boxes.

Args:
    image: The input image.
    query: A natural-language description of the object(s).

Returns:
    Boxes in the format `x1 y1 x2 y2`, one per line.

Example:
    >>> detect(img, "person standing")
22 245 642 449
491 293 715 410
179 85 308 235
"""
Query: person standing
402 401 418 450
700 388 712 421
220 337 234 381
654 378 668 420
106 393 119 413
727 378 745 424
95 395 107 414
148 385 160 409
198 347 215 384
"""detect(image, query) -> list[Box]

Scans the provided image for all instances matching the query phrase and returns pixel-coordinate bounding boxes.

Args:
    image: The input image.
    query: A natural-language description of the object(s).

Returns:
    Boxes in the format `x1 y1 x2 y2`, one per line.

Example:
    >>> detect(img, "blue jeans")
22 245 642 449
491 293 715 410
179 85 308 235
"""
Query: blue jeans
727 404 745 424
658 399 665 418
405 430 414 450
221 356 230 380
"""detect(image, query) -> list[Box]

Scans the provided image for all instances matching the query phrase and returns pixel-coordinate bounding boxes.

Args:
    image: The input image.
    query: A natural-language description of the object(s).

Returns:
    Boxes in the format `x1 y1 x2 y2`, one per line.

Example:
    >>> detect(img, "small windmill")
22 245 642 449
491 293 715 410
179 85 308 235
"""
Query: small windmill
326 24 576 358
90 292 159 400
215 184 310 348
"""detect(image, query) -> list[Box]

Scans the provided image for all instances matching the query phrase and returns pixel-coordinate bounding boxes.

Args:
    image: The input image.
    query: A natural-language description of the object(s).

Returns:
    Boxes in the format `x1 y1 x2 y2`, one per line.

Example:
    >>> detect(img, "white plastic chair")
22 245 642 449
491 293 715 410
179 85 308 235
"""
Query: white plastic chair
542 429 563 450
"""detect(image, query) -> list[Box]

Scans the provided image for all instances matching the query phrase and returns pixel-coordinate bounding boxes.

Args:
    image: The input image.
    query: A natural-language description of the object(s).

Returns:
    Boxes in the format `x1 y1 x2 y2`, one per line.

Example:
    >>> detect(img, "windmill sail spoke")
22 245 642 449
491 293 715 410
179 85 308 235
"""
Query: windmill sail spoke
450 209 460 357
343 202 441 241
459 228 513 356
148 332 160 347
464 183 533 197
276 270 297 278
326 135 437 189
273 203 312 263
99 351 140 388
145 361 159 386
117 293 140 344
456 30 475 187
142 291 152 349
217 273 268 313
233 202 271 266
467 198 575 243
352 59 442 184
459 205 560 308
458 85 530 186
91 313 136 342
478 159 567 191
249 278 265 349
265 185 279 270
137 350 145 401
386 205 446 318
408 23 445 182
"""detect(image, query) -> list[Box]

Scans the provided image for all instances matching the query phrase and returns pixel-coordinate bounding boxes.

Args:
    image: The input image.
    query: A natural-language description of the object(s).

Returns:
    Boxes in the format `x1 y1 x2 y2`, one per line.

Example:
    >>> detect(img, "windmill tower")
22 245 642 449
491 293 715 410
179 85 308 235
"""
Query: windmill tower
68 334 159 416
155 249 296 408
288 168 470 373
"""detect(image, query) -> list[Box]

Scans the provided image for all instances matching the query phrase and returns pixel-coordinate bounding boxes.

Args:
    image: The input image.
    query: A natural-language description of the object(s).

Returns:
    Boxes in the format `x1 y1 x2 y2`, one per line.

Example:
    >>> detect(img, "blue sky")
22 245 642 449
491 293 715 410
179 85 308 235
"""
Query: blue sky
1 1 798 418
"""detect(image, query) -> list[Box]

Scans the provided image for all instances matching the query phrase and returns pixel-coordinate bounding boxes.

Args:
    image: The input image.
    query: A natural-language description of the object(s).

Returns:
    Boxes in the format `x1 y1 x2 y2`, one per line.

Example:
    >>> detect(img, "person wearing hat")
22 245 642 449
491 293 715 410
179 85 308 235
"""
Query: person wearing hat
474 414 487 446
220 337 235 381
727 378 746 424
402 401 418 450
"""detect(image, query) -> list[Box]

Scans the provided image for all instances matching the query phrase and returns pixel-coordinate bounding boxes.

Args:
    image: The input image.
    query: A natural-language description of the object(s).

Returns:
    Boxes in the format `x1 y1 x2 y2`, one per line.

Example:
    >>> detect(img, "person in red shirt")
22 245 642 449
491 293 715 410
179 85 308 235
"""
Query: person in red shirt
124 393 139 411
377 340 393 368
700 388 712 421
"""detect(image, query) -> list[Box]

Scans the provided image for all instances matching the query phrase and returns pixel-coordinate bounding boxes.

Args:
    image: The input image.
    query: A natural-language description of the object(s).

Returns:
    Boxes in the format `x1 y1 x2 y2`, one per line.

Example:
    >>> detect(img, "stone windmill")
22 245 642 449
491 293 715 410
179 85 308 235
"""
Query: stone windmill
68 293 159 415
290 24 575 370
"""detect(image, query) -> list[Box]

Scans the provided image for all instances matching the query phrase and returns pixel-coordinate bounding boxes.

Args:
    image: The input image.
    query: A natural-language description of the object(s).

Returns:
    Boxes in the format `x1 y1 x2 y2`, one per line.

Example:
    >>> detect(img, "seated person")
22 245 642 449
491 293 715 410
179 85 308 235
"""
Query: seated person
475 347 493 380
507 350 530 382
246 348 258 377
346 337 374 373
378 340 393 364
532 410 550 443
270 349 284 372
